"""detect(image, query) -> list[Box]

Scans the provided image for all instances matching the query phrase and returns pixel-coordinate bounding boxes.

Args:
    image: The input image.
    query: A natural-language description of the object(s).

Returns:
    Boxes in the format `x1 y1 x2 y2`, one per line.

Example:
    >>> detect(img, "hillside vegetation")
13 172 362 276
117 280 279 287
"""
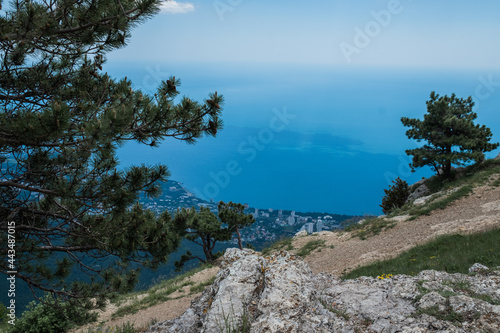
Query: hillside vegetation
8 158 499 333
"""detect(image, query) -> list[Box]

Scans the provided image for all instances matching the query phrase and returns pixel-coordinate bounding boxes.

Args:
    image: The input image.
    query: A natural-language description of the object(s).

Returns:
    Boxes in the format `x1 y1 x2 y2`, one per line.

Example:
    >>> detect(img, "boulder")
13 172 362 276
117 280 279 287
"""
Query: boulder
145 250 500 332
293 230 308 238
469 263 489 274
406 183 430 204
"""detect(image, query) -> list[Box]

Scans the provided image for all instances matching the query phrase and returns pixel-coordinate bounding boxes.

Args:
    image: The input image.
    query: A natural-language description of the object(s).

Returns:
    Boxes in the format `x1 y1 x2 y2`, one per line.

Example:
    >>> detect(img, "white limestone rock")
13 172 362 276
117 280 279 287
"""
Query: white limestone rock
145 251 500 333
293 230 308 238
469 263 489 274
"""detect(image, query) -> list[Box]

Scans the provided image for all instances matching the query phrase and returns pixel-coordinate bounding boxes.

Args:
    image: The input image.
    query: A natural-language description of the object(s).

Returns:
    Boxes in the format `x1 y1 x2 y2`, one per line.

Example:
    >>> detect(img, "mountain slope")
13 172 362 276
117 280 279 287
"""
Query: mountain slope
74 167 500 332
297 177 500 276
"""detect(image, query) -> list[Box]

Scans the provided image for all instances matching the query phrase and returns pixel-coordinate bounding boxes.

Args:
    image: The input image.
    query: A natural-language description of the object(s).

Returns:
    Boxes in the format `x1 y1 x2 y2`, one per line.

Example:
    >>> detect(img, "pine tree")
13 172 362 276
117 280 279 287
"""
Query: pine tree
173 207 232 270
380 177 410 214
0 0 223 310
401 92 498 179
218 201 254 250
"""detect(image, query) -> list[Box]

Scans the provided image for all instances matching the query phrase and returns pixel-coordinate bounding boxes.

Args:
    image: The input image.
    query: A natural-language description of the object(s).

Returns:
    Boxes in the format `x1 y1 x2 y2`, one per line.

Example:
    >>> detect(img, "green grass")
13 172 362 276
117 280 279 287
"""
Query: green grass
345 217 397 240
406 185 474 220
261 237 294 256
319 298 350 320
424 159 500 194
296 239 326 257
111 264 213 319
347 160 500 239
342 228 500 280
392 160 500 219
415 305 479 325
215 303 252 333
189 276 216 294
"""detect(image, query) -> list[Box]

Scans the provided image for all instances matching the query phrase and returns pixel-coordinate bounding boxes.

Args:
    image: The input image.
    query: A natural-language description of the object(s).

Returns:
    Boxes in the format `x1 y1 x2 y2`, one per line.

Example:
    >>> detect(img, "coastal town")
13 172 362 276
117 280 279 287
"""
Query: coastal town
139 180 359 249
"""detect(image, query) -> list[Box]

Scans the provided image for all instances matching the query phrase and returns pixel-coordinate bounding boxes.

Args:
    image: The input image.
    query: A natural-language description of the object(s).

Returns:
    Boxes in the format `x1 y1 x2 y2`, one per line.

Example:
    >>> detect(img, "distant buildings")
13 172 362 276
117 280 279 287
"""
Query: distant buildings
306 223 314 234
317 220 323 233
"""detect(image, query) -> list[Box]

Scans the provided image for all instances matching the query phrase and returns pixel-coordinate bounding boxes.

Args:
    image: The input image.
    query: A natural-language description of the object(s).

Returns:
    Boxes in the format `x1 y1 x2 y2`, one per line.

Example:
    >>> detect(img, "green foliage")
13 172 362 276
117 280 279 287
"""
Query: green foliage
218 201 255 250
401 91 499 179
173 207 232 270
380 177 410 214
344 217 396 240
406 185 473 220
0 303 8 332
215 303 252 333
319 298 350 320
10 294 97 333
261 237 294 256
189 276 216 294
388 158 500 220
0 0 223 309
296 239 326 257
111 265 211 319
342 228 500 280
173 203 254 270
0 303 6 323
414 305 477 324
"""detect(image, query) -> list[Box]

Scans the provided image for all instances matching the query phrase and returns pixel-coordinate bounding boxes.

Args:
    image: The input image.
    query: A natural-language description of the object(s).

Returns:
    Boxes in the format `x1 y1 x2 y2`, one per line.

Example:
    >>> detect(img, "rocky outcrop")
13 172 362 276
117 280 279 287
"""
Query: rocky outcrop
406 180 430 204
293 230 308 238
145 249 500 333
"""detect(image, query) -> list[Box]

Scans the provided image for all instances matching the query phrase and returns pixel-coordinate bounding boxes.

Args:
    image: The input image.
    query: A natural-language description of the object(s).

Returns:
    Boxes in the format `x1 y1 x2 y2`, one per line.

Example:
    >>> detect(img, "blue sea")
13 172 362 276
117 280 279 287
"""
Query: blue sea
106 61 500 215
5 62 500 314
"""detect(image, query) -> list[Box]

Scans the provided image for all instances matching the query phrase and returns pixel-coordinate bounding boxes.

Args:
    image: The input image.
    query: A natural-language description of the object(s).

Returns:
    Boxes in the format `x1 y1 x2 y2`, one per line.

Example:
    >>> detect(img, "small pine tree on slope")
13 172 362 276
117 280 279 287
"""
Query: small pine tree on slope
401 92 498 179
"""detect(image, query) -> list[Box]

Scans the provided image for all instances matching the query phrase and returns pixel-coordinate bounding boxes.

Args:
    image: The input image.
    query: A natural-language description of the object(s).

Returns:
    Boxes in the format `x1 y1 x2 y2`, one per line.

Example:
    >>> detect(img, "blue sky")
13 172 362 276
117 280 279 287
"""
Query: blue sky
107 0 500 69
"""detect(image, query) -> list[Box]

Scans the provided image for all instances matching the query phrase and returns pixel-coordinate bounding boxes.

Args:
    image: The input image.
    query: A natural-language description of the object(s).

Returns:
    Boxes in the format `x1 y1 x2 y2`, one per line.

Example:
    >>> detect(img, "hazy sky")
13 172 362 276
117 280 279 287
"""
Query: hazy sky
107 0 500 69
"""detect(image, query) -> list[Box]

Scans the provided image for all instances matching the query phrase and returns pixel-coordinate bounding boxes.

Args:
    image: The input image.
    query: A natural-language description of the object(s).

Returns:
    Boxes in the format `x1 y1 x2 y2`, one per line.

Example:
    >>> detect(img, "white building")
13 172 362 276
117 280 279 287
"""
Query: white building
306 223 314 234
317 220 324 233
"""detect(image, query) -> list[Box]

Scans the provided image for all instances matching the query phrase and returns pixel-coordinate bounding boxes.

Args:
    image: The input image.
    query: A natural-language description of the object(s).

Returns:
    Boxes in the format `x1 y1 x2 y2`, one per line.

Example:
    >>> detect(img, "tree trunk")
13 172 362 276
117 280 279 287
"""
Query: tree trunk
235 227 243 250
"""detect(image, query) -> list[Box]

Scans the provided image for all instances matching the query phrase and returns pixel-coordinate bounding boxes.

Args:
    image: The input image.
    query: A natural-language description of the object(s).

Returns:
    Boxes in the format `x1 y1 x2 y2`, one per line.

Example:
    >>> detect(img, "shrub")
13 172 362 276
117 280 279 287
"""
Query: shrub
0 303 7 323
380 177 410 214
11 294 97 333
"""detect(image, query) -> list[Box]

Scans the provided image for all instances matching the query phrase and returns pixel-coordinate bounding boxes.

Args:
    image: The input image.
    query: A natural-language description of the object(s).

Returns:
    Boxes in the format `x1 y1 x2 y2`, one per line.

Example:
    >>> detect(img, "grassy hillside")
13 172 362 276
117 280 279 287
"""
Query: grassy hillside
342 228 500 280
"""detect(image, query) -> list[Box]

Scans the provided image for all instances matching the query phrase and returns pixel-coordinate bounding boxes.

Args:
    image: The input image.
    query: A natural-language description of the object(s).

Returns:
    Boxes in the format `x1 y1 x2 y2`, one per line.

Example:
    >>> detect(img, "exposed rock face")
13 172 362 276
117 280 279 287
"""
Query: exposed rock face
407 181 430 204
145 249 500 333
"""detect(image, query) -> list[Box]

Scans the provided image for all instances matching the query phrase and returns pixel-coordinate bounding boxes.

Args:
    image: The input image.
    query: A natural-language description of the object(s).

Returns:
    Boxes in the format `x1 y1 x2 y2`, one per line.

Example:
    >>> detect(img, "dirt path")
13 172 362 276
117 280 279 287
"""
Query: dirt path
77 181 500 332
73 267 220 332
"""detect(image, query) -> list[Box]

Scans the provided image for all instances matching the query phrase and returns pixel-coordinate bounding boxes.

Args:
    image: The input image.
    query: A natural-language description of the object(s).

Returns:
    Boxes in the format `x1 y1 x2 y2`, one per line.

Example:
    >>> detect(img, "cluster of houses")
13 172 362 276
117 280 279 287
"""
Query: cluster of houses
252 208 341 234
